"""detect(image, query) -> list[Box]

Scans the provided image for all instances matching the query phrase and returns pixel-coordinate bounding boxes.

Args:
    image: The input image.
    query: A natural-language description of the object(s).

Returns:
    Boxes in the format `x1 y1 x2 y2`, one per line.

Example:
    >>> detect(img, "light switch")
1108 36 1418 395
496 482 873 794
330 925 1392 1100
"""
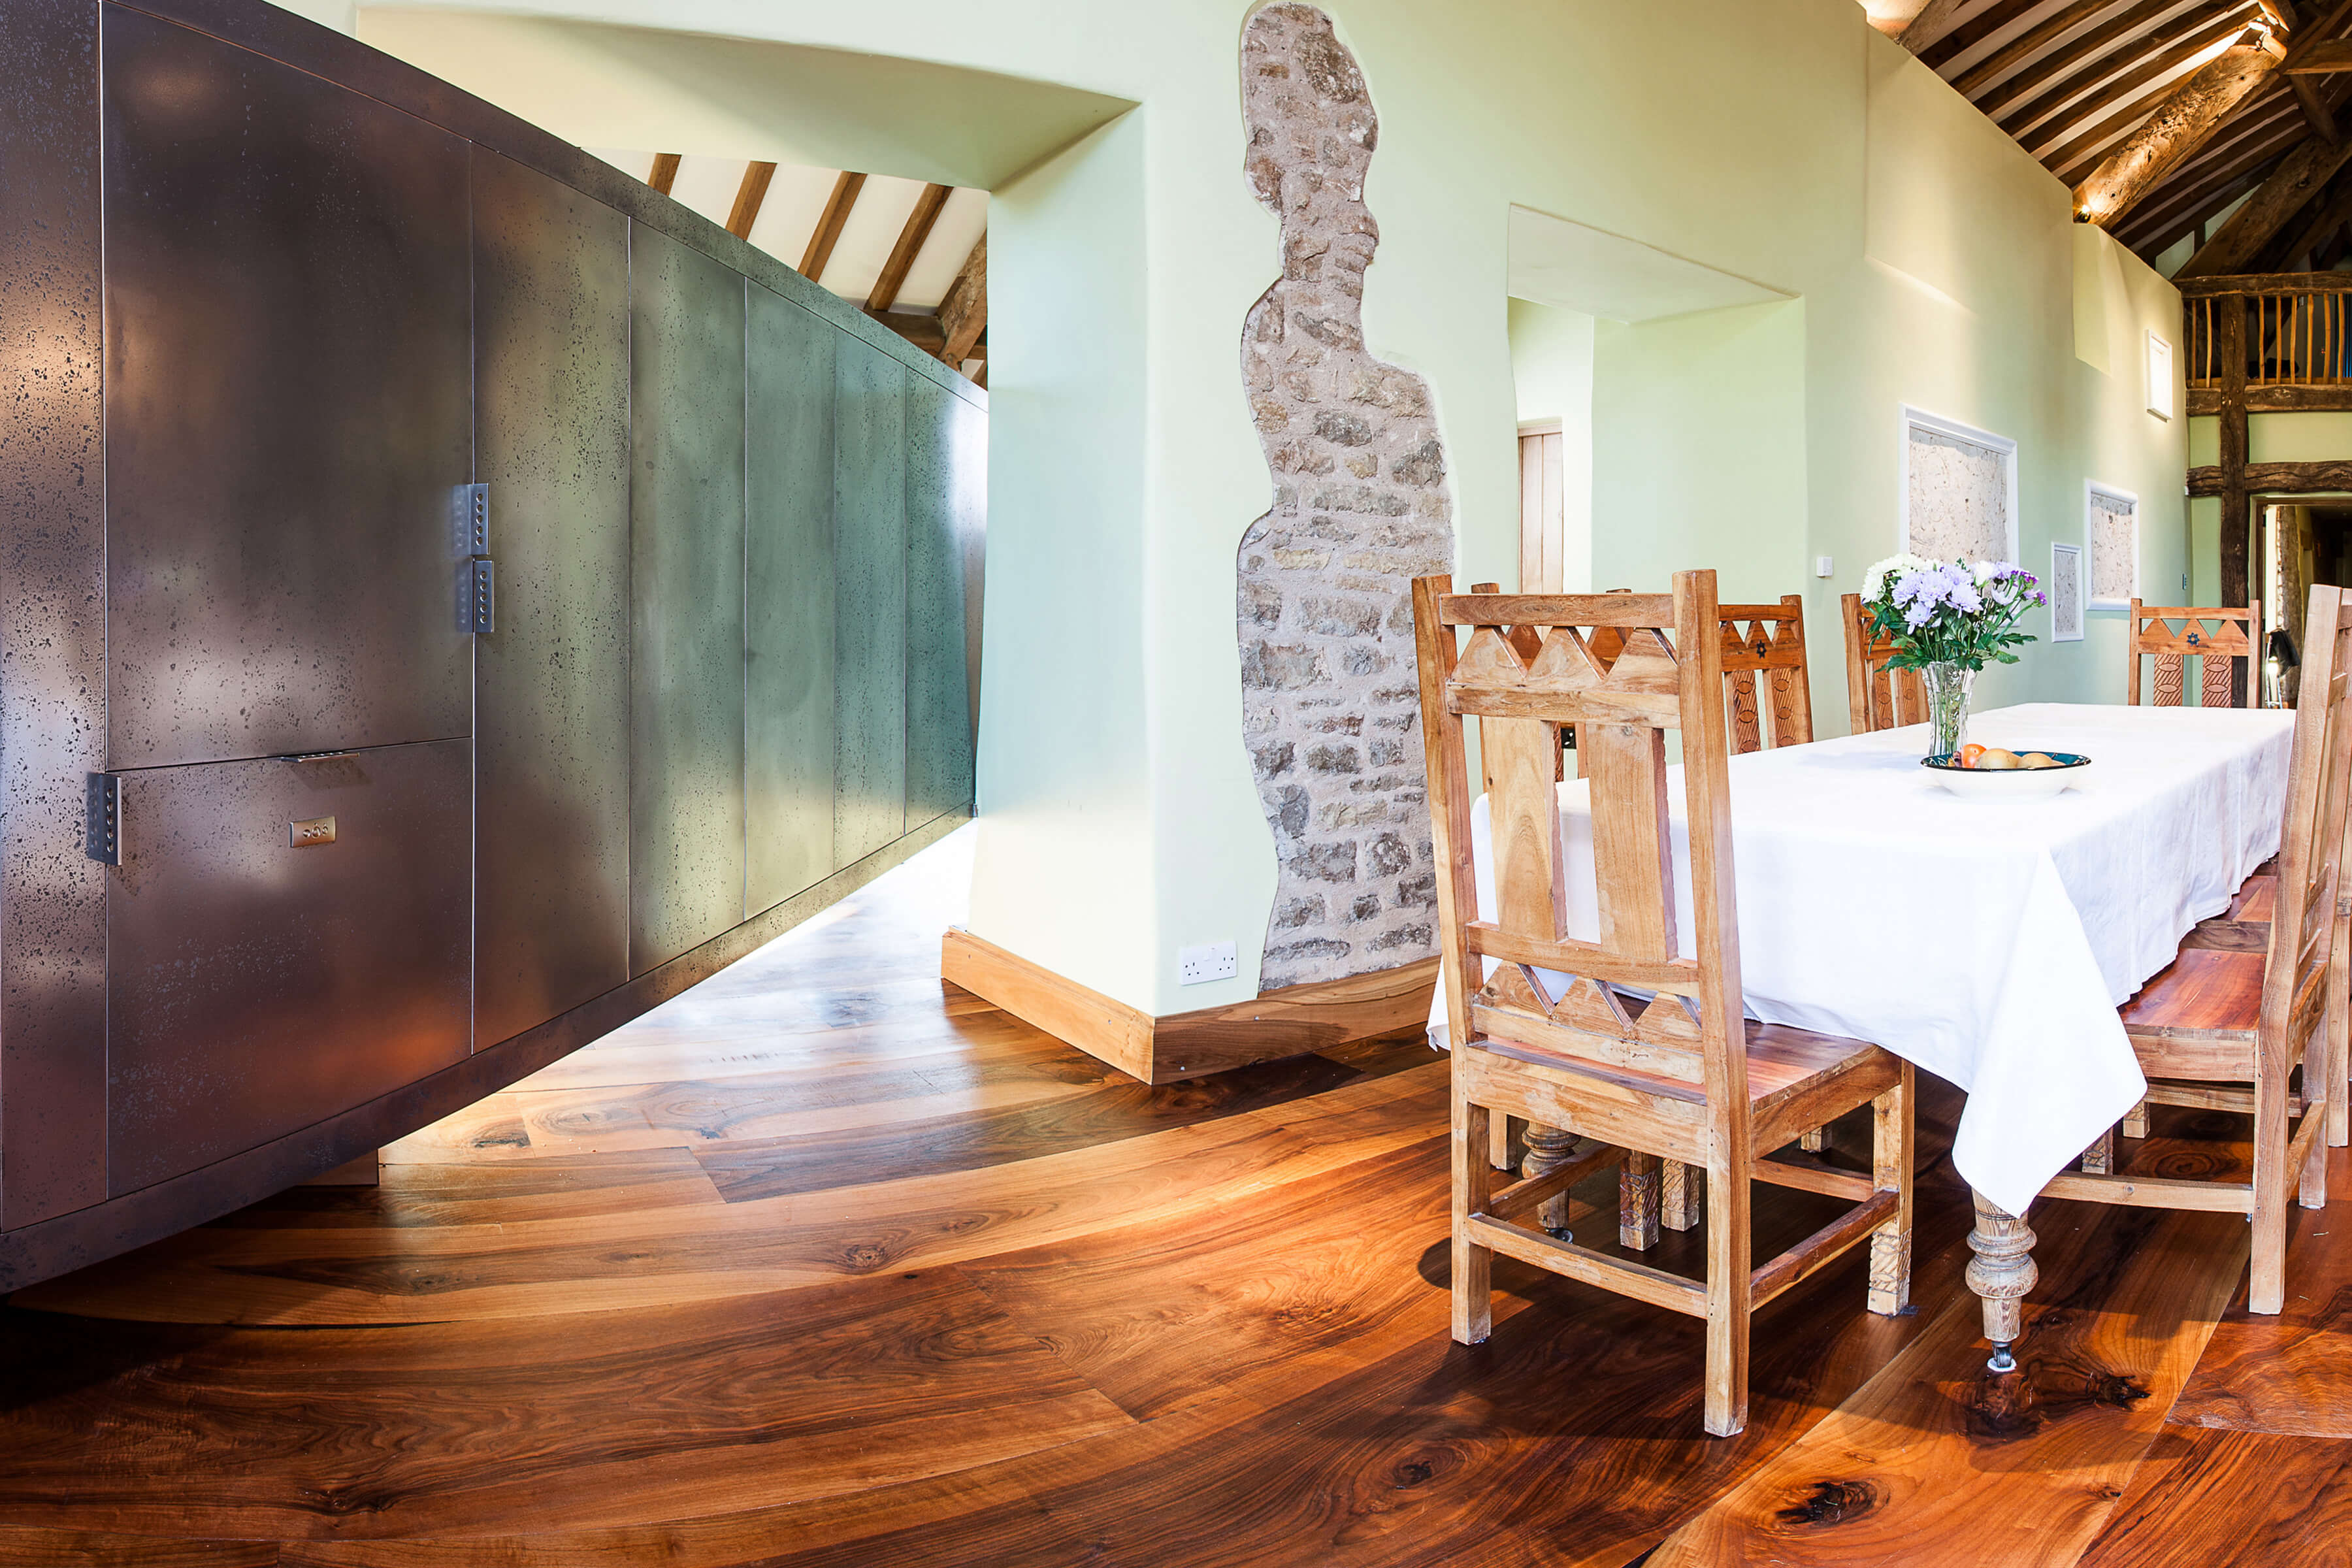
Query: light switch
1814 555 1835 579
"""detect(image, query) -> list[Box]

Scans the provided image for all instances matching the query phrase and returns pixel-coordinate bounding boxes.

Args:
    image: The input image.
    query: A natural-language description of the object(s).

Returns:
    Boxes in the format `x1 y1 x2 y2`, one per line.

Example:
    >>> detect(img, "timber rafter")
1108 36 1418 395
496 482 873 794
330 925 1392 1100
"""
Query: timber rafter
1899 0 2352 265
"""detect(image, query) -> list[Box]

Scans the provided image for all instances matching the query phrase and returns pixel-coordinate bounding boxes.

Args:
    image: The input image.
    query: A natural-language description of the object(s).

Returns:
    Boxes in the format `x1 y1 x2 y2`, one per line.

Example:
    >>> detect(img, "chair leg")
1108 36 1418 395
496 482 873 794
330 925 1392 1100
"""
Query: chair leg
2080 1125 2115 1175
1661 1160 1702 1232
2329 932 2349 1148
1798 1126 1826 1154
1488 1111 1515 1172
2122 1098 2149 1139
1703 1148 1752 1438
1522 1122 1580 1235
2251 1070 2291 1316
1869 1063 1915 1316
1452 1093 1494 1345
1620 1152 1661 1250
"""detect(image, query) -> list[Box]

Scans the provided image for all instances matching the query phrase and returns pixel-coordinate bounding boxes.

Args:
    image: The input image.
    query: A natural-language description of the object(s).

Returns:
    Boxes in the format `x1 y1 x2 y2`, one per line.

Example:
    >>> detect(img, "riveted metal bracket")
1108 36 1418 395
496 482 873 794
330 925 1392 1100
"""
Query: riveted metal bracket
84 773 122 865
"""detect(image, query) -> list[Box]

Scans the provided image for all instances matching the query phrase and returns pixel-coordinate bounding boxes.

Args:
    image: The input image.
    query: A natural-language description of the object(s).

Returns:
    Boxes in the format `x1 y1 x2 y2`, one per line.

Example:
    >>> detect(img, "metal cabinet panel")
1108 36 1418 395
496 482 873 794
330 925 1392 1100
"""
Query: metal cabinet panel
746 287 838 916
100 8 474 770
472 149 632 1047
833 338 909 867
106 740 472 1194
906 375 986 828
0 0 108 1228
629 225 747 973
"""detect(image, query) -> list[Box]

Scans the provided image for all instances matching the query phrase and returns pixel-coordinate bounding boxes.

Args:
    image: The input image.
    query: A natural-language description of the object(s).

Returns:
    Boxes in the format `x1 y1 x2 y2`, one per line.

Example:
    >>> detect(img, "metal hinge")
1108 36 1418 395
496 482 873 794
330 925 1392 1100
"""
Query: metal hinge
455 483 493 634
84 773 122 865
459 556 495 634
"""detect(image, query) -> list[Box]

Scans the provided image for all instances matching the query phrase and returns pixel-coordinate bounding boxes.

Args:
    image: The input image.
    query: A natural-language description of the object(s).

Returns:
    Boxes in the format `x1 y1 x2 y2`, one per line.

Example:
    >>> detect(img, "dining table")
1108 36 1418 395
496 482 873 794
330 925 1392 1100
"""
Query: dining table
1427 700 2299 1356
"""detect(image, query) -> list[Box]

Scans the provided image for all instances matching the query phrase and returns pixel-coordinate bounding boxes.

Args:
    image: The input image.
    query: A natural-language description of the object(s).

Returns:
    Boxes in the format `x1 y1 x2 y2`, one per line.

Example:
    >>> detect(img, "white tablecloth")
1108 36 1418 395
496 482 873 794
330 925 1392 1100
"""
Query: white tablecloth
1428 702 2296 1215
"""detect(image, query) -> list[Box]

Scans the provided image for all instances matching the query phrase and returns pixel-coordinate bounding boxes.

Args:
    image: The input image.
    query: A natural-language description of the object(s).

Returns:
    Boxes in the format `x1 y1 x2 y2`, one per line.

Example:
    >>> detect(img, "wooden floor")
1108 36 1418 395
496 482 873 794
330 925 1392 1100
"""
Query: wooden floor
2 825 2347 1565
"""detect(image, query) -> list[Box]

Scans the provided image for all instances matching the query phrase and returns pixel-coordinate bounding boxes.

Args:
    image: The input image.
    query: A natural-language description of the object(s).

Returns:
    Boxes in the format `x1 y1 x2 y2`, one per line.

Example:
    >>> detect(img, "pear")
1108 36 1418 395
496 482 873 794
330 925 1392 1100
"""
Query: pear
1975 748 2022 770
2019 752 2063 770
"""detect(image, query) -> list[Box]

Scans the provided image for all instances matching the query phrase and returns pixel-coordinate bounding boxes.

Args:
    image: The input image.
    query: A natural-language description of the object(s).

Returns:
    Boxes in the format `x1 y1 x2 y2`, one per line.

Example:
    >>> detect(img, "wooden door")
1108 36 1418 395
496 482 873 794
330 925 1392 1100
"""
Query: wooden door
1518 425 1565 592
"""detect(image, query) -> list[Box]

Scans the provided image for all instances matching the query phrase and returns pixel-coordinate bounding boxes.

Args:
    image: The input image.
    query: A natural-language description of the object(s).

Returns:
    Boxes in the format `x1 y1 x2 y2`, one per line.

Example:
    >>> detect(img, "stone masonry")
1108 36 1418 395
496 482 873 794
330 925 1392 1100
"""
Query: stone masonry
1237 5 1453 990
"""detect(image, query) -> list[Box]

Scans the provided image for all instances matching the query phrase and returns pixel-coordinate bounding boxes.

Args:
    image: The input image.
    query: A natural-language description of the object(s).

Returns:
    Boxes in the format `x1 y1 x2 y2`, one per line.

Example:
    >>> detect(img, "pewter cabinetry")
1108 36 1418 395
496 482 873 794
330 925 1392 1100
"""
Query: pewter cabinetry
0 0 983 1286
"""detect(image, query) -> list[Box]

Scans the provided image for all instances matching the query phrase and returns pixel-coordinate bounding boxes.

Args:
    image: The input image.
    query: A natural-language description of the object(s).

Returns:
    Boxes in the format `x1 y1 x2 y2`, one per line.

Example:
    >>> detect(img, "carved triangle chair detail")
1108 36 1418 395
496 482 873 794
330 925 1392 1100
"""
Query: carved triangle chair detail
2127 597 2261 709
1840 591 1925 734
1414 569 1914 1438
2025 584 2352 1355
1478 591 1831 1181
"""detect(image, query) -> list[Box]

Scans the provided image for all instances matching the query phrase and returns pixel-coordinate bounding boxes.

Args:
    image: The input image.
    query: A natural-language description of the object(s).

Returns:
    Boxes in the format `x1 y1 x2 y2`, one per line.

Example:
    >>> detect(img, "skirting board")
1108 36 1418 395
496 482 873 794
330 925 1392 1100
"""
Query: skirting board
939 927 1440 1084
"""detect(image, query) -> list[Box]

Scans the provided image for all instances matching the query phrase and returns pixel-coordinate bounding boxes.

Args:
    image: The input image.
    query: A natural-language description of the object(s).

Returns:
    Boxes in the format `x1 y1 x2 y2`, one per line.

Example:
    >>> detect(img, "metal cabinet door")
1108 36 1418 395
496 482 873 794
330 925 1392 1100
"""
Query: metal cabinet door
833 336 909 867
905 375 985 828
101 7 474 770
629 225 747 975
473 148 632 1047
106 741 472 1195
746 286 838 917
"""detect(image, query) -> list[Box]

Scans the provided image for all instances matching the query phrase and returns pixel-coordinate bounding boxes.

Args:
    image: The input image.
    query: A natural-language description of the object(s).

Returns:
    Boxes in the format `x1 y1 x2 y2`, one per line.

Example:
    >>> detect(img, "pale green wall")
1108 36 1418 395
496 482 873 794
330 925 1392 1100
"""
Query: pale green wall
1505 297 1594 593
1592 301 1810 607
359 0 2190 1015
2251 412 2352 464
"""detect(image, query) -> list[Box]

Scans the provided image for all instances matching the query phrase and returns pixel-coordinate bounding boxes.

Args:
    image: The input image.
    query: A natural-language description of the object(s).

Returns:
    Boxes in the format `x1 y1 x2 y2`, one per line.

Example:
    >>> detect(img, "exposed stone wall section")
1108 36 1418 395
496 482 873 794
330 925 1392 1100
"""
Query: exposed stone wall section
1238 5 1452 990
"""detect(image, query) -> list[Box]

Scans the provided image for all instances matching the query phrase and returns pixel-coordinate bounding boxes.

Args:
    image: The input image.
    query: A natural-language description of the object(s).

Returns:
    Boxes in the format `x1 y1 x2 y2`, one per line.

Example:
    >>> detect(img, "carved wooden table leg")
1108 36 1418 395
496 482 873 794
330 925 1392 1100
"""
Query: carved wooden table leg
1798 1127 1826 1153
1522 1122 1580 1236
2122 1098 2149 1139
2080 1125 2115 1175
1965 1190 2038 1373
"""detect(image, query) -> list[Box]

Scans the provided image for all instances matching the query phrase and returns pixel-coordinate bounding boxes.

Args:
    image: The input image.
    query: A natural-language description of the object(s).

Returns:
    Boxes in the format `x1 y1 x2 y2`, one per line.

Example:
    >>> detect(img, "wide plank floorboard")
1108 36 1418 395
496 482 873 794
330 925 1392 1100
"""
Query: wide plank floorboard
7 827 2348 1565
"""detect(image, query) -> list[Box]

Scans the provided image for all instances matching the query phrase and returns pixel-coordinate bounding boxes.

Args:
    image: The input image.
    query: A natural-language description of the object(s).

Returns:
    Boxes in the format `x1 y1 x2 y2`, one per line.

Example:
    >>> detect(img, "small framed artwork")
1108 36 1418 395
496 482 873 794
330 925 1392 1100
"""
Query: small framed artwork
2146 330 2174 421
2050 542 2085 642
2086 482 2138 608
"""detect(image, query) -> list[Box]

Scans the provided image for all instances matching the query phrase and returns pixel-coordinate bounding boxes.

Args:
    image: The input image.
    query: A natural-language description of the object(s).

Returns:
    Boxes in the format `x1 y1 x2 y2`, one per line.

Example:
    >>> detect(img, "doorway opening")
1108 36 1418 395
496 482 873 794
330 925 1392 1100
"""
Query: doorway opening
2257 496 2352 704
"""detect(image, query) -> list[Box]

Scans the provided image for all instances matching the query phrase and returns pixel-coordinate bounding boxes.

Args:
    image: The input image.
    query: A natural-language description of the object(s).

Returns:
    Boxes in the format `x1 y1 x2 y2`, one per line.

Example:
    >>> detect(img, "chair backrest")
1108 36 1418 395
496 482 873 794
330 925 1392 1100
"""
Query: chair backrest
2262 584 2352 1092
2128 598 2262 709
1413 570 1747 1117
1840 592 1925 734
1720 595 1813 754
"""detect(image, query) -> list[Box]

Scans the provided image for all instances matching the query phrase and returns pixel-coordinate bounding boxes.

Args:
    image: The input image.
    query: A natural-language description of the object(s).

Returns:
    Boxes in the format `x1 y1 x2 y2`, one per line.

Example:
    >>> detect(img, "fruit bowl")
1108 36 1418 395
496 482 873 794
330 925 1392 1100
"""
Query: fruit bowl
1921 750 2091 800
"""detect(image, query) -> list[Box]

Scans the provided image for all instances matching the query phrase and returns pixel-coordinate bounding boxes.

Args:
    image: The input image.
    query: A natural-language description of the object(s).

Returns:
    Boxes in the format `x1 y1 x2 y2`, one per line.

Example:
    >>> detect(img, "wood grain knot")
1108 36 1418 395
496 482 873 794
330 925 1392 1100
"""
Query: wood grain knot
1774 1478 1883 1527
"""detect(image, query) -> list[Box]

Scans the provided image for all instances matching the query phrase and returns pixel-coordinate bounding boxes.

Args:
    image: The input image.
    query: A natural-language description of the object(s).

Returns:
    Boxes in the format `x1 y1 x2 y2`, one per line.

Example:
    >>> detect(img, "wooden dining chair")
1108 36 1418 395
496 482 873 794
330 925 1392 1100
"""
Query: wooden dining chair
1414 569 1914 1437
2055 582 2352 1322
1840 591 1925 734
2127 598 2262 709
1720 595 1814 755
1489 595 1829 1179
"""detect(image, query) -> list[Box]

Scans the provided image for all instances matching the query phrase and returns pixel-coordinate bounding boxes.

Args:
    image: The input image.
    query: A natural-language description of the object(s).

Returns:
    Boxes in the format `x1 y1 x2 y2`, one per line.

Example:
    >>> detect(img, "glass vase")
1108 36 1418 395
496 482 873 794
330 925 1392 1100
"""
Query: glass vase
1921 661 1974 759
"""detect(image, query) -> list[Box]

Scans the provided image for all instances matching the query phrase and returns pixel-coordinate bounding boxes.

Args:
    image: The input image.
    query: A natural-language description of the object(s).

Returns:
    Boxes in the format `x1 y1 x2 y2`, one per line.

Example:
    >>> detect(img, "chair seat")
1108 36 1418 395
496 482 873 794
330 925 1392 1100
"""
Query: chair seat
1478 1016 1895 1116
2119 947 2262 1041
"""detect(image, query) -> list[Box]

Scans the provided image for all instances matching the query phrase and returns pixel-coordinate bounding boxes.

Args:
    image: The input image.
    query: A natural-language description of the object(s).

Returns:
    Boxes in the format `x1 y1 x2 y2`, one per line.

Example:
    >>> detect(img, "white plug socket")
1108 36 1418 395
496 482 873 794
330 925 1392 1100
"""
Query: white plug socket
1178 939 1239 986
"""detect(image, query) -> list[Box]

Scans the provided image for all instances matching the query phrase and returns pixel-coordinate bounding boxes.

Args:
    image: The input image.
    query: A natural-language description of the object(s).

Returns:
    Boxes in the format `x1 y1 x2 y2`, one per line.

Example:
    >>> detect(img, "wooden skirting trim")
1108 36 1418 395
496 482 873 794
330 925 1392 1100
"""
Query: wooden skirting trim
939 928 1440 1085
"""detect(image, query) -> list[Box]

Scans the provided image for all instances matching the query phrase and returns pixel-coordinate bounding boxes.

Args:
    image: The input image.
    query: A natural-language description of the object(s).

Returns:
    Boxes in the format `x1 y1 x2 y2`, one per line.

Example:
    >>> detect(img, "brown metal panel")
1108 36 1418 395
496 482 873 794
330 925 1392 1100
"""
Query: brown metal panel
629 224 747 973
106 741 472 1195
0 0 108 1228
472 148 632 1047
101 7 474 769
833 336 908 865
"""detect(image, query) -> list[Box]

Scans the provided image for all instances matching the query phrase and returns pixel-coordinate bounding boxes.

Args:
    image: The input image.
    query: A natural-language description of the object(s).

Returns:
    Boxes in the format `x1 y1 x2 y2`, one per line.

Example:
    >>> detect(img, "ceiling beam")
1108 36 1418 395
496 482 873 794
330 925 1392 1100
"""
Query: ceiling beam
1897 0 1970 56
1954 0 2119 101
1998 3 2253 136
867 183 955 314
726 161 777 240
2178 125 2352 272
2008 10 2266 152
938 233 988 369
1919 0 2040 69
2072 31 2289 225
2283 36 2352 67
2270 163 2352 259
2115 111 2305 250
648 154 681 196
798 171 867 285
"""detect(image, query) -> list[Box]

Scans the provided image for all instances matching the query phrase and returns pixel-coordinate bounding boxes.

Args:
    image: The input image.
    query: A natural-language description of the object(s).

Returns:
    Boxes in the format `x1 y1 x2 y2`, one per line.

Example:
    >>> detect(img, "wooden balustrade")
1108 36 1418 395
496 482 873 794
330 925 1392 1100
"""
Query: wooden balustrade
2184 273 2352 413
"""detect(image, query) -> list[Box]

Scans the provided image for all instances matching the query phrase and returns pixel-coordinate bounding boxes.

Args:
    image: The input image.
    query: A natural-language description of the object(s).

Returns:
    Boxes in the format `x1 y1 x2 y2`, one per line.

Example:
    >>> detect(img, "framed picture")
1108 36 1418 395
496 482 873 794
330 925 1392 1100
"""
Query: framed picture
2050 542 2085 642
2085 481 2138 608
1899 405 2019 564
2146 331 2174 421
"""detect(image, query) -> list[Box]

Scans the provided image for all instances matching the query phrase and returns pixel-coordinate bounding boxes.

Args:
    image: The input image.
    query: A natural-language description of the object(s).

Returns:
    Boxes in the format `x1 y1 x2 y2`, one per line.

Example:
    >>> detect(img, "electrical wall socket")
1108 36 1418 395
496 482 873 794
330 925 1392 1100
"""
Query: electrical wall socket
1179 939 1238 986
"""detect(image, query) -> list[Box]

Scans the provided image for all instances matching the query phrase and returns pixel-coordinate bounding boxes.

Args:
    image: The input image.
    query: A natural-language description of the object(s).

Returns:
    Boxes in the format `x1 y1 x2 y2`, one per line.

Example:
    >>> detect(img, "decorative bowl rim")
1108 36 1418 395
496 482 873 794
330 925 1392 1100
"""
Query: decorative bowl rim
1919 751 2092 774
